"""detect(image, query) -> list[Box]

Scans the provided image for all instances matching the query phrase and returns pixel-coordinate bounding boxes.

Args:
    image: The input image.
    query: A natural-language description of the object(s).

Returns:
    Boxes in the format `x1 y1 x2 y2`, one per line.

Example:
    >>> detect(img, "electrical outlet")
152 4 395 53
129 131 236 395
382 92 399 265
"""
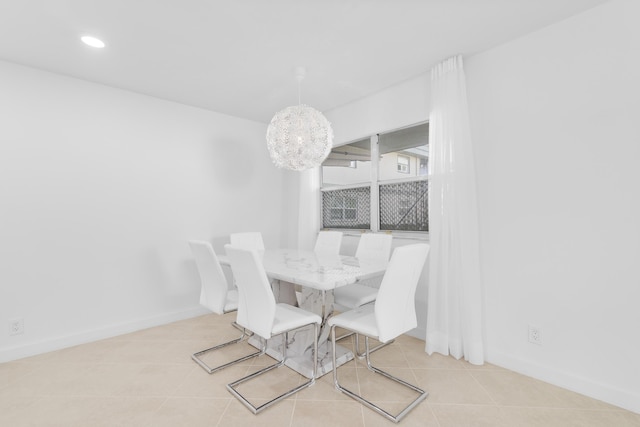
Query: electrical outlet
528 324 542 345
9 318 24 336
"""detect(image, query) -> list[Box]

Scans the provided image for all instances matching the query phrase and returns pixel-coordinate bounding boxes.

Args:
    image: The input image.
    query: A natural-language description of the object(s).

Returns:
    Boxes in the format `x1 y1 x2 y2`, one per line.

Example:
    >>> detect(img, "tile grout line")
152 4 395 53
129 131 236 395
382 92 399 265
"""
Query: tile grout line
426 402 444 427
289 397 297 427
467 369 501 407
215 398 233 427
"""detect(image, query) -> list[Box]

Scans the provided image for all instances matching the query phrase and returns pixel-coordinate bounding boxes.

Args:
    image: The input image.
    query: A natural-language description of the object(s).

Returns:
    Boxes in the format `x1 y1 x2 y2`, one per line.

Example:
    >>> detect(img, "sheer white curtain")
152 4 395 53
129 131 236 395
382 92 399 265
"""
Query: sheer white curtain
297 167 321 250
426 55 484 365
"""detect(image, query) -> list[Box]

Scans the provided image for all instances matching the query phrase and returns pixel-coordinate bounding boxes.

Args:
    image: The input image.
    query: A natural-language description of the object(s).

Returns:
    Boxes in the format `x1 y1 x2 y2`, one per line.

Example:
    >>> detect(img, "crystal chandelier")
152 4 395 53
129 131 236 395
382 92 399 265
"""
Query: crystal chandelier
266 67 333 171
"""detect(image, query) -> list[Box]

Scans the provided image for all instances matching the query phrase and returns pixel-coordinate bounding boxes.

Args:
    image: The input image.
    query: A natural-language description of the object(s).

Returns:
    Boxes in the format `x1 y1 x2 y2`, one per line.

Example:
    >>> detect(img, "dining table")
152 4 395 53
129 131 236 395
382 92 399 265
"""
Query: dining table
218 248 387 378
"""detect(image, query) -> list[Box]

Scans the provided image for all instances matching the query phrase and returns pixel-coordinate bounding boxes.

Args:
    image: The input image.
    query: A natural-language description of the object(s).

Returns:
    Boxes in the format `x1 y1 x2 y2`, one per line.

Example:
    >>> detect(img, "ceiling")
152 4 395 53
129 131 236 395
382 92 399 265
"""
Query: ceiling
0 0 608 124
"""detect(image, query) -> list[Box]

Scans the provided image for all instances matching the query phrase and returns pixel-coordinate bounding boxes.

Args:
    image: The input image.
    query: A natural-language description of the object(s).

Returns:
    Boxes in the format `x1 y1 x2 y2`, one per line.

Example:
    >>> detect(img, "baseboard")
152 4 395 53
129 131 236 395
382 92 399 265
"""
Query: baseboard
0 306 209 363
487 349 640 415
407 326 426 341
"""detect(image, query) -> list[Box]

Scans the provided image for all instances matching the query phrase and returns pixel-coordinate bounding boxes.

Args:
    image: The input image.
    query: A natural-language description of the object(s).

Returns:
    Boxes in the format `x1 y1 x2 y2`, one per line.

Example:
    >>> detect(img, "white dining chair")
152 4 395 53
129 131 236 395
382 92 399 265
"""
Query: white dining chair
333 233 393 355
230 231 299 306
229 232 265 251
188 241 262 374
313 230 343 255
328 243 430 423
225 244 322 414
333 233 393 311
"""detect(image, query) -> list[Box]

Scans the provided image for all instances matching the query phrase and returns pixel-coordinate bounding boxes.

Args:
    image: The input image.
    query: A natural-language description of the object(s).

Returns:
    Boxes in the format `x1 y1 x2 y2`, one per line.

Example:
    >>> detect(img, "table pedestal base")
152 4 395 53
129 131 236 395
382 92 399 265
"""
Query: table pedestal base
248 333 353 379
248 280 354 378
280 340 352 379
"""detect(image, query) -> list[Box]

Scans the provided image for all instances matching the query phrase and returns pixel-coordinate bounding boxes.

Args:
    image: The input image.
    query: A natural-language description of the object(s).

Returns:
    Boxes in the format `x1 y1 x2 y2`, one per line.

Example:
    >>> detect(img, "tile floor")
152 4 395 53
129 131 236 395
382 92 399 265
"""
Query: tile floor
1 313 639 426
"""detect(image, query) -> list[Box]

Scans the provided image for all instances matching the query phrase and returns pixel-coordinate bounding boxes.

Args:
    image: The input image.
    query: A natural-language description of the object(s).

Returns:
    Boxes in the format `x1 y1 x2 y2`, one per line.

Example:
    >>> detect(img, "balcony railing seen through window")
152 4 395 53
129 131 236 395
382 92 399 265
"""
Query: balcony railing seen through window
321 187 371 229
379 180 428 232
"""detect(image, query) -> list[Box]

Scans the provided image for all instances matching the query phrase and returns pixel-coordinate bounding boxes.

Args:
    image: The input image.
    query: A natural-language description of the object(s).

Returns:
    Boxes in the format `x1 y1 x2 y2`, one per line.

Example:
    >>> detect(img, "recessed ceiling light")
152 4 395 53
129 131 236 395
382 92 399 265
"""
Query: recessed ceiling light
81 36 105 48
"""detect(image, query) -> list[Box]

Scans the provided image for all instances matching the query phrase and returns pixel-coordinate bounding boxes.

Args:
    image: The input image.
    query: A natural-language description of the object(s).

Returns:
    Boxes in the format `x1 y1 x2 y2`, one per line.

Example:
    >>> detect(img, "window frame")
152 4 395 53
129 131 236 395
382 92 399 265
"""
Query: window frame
319 121 429 238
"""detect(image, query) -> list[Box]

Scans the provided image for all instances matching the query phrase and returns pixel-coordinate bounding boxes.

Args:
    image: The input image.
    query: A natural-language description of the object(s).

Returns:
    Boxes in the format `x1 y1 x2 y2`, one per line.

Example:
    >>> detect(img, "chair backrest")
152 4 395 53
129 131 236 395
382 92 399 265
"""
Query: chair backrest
229 232 265 251
313 230 343 255
355 233 393 265
188 240 229 315
224 244 276 339
375 244 430 343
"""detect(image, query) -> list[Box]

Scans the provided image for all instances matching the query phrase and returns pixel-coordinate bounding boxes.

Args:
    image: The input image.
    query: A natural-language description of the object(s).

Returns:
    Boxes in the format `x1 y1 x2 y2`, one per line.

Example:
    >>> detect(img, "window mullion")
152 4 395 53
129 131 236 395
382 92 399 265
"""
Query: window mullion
370 134 380 232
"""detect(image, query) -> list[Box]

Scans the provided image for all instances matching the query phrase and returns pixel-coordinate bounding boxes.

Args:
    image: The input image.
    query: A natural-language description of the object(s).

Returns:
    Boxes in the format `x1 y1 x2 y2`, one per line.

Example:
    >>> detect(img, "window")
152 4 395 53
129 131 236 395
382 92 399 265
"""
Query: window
329 194 357 220
397 155 410 173
419 158 428 176
399 197 411 217
321 123 429 233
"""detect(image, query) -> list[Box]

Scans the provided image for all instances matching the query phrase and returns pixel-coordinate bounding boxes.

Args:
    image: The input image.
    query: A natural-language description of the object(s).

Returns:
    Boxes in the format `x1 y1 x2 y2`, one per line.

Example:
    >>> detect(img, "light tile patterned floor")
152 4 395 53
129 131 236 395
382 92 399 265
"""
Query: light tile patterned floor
1 313 639 426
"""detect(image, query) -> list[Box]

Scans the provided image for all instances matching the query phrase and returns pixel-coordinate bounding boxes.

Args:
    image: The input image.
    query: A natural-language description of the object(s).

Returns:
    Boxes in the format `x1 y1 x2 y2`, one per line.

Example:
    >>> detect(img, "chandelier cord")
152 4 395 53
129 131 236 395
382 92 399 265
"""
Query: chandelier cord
294 65 305 106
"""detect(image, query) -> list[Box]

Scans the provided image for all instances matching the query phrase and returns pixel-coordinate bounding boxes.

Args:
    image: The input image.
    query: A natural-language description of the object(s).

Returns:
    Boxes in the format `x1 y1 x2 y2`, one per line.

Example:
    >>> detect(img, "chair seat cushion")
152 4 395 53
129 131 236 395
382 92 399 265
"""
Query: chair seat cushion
223 289 239 313
333 284 378 309
272 303 322 336
328 304 379 340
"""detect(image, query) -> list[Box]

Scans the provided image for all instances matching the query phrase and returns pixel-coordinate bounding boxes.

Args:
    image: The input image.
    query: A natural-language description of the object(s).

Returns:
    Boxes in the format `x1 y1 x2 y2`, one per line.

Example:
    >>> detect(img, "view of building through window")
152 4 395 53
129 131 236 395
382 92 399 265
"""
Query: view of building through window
321 123 428 232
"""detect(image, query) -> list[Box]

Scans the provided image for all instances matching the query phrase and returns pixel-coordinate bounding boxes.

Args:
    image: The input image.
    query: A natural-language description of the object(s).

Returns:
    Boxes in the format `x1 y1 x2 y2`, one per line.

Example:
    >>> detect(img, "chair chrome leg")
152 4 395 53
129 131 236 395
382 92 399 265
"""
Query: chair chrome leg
336 330 393 357
191 322 262 374
227 323 319 414
354 333 394 358
230 321 253 335
335 330 355 342
331 326 427 423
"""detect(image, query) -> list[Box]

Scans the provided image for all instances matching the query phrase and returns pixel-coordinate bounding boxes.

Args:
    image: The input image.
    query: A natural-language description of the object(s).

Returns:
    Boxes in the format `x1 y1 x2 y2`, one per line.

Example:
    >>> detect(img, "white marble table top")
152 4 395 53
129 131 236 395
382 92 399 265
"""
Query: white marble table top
219 248 386 291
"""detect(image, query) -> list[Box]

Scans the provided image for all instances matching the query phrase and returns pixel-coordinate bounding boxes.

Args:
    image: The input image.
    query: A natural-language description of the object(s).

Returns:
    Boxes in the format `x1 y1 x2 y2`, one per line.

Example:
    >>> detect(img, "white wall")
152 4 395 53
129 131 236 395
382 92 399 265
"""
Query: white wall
0 61 294 362
466 0 640 413
324 0 640 413
325 75 430 146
